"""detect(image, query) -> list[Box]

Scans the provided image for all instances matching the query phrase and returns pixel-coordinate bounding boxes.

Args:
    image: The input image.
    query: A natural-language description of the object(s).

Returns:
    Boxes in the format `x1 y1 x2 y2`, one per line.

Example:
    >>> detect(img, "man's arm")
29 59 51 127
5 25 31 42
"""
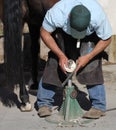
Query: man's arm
76 37 112 72
40 27 68 73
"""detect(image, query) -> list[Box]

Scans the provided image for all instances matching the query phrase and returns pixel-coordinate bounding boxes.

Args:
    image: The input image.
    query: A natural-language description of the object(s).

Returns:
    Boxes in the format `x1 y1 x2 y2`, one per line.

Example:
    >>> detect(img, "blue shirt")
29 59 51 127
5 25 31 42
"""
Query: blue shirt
42 0 112 40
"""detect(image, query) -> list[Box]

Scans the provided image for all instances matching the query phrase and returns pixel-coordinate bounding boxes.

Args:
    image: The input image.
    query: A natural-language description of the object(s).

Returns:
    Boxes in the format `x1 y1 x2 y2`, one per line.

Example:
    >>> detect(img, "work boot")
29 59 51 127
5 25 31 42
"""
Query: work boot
38 106 52 117
83 108 106 119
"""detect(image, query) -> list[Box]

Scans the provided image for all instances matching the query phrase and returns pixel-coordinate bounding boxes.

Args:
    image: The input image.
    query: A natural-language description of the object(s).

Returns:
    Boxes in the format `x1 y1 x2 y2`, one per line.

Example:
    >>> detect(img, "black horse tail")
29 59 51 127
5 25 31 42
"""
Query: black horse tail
3 0 24 87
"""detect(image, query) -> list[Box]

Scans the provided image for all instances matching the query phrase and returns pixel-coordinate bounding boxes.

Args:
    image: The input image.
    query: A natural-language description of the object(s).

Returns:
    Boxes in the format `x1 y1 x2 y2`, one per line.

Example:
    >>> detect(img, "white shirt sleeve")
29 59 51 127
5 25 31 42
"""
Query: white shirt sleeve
42 6 65 33
96 15 112 40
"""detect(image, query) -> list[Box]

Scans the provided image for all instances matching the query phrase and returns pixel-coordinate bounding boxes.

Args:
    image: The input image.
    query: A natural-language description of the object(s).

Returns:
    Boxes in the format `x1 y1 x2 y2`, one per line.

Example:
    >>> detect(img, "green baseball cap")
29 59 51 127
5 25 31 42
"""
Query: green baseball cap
70 5 91 39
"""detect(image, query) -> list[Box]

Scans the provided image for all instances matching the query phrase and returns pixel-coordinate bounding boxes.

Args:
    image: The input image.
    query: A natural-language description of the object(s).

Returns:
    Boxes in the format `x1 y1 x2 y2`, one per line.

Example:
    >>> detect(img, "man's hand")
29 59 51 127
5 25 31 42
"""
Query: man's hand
59 54 68 74
76 54 91 72
75 38 112 73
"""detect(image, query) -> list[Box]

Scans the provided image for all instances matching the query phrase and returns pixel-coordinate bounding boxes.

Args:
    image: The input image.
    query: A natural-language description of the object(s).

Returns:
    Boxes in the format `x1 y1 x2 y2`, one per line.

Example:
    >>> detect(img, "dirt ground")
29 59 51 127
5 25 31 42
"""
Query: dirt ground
0 63 116 130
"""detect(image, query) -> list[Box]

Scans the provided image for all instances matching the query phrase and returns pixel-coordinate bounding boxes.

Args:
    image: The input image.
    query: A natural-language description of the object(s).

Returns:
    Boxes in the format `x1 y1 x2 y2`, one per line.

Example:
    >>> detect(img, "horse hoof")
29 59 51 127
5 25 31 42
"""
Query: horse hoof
20 102 32 112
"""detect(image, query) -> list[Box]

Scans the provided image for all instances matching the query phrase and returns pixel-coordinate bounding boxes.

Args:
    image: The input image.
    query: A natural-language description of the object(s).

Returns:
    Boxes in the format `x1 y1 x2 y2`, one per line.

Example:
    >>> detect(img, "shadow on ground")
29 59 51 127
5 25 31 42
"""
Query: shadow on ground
34 83 92 112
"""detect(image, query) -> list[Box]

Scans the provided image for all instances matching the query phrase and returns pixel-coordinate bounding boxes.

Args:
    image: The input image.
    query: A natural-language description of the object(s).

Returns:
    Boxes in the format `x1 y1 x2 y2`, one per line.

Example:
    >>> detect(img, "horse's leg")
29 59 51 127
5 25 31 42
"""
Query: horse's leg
27 23 41 90
19 31 32 112
19 78 32 111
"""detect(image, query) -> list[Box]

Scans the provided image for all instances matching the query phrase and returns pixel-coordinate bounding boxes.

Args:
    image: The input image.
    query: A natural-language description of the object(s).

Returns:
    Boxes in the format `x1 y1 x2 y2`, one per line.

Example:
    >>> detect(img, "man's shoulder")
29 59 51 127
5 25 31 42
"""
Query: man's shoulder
83 0 106 20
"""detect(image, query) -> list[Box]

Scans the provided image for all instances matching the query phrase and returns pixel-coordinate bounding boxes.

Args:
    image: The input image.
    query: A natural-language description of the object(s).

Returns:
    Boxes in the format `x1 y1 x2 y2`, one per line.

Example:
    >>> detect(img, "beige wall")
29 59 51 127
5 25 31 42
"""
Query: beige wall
98 0 116 63
98 0 116 34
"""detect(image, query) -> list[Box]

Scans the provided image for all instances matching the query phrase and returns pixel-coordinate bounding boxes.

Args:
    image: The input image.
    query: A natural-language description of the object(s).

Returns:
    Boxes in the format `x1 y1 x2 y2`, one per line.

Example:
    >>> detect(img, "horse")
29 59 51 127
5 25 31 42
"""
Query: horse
1 0 67 111
0 0 3 20
23 0 60 89
0 0 31 111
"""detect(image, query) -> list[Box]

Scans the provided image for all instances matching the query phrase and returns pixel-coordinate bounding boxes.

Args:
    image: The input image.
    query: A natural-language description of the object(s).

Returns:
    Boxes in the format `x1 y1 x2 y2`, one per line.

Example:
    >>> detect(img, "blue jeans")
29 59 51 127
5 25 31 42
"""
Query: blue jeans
87 85 106 111
37 79 106 111
37 79 55 109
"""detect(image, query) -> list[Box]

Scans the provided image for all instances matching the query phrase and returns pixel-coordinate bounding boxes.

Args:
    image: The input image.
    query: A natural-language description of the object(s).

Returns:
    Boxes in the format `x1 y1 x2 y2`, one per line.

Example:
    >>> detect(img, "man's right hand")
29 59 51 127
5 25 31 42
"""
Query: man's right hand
59 54 68 74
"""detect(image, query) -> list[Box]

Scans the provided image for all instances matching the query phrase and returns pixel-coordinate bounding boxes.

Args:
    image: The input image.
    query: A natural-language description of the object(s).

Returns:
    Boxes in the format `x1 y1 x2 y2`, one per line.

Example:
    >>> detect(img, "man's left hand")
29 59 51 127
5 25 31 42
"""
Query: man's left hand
76 54 91 72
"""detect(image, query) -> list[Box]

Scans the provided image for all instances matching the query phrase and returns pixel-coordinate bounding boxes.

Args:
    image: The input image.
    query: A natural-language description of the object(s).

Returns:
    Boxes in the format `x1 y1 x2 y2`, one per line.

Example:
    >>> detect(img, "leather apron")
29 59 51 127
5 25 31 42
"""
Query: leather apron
42 31 104 87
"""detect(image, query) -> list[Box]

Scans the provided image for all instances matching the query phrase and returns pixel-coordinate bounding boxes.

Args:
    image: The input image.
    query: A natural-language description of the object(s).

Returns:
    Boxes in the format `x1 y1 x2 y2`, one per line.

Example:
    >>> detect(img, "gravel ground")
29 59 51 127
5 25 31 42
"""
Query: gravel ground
0 64 116 130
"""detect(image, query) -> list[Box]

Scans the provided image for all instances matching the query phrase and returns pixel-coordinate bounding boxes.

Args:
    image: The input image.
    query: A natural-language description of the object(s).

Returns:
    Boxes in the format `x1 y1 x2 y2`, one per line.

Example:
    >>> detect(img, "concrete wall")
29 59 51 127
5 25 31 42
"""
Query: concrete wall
108 36 116 63
98 0 116 63
0 37 4 64
98 0 116 34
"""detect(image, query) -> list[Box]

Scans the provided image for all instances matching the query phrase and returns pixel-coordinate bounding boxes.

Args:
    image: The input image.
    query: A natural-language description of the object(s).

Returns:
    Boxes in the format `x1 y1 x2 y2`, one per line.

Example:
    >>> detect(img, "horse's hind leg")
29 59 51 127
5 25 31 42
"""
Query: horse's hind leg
19 26 32 111
19 85 32 112
28 23 45 90
19 50 32 112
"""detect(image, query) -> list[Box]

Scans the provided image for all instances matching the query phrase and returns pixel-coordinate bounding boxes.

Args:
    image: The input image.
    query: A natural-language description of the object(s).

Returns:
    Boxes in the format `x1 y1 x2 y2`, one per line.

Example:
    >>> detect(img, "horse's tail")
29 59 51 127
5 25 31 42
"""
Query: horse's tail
3 0 23 87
